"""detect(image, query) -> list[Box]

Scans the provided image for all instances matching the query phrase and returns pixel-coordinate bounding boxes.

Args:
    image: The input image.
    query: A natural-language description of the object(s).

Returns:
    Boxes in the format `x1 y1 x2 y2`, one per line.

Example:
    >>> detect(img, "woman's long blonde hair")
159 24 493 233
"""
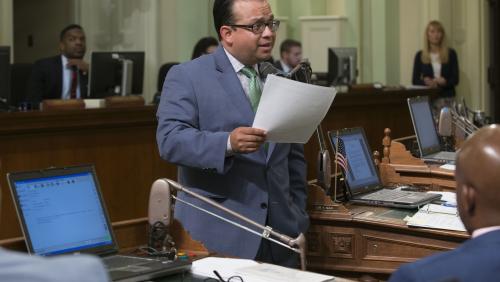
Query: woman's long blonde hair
421 20 449 64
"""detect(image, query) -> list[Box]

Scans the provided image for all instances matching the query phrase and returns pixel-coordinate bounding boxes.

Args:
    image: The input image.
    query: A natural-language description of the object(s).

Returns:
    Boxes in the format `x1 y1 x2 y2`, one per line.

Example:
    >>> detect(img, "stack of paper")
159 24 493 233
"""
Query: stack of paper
405 203 466 232
191 257 335 282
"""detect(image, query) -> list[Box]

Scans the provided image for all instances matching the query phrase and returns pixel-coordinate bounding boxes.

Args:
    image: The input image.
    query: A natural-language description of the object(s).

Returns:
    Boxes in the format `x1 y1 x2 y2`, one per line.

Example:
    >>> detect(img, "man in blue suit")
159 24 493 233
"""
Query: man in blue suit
156 0 308 267
389 124 500 282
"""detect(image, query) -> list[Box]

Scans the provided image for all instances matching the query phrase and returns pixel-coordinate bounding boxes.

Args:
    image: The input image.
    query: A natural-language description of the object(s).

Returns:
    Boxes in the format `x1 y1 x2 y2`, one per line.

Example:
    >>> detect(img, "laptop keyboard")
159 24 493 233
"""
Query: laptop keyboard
432 151 455 160
360 189 411 201
103 255 154 269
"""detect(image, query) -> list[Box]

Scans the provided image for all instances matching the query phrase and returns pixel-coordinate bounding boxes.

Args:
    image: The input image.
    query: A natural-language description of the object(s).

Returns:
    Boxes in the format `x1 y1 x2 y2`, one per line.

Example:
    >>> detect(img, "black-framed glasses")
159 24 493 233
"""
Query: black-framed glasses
203 270 244 282
228 20 280 34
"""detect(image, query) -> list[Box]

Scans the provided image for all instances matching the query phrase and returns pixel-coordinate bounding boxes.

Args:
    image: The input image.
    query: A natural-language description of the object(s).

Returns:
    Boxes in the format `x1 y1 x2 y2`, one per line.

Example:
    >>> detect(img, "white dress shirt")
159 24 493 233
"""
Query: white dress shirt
223 48 264 155
430 52 442 79
61 55 81 99
472 226 500 239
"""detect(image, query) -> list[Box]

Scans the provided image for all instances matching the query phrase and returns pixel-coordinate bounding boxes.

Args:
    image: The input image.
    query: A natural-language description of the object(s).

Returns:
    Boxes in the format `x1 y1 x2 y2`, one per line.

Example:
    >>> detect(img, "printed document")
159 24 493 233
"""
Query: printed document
253 75 336 143
191 257 335 282
405 204 466 232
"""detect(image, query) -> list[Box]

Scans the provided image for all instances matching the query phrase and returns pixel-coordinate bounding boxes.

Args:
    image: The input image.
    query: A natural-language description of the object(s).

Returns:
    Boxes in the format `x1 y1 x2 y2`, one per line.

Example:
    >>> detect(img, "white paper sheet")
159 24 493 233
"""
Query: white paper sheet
405 203 466 232
191 257 335 282
252 75 336 143
440 163 456 171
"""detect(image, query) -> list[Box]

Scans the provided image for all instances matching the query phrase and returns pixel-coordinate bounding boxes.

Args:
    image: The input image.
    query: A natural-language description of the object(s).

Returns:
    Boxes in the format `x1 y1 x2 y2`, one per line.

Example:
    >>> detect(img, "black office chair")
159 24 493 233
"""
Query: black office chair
153 62 179 104
10 63 33 108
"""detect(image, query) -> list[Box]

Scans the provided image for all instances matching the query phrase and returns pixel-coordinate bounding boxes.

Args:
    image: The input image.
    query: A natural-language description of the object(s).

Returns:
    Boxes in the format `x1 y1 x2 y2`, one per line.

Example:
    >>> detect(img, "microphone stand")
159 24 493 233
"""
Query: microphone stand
290 62 332 195
163 178 307 270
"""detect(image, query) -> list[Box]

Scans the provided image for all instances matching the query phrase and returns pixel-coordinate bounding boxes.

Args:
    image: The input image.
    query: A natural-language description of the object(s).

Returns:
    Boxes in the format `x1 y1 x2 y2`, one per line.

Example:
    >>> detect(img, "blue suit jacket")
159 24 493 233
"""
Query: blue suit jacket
389 230 500 282
156 46 309 260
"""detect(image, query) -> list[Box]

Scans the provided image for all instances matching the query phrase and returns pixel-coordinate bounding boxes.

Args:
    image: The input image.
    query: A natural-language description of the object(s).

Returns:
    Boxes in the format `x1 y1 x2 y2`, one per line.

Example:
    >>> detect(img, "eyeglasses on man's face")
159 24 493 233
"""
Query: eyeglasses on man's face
228 20 280 34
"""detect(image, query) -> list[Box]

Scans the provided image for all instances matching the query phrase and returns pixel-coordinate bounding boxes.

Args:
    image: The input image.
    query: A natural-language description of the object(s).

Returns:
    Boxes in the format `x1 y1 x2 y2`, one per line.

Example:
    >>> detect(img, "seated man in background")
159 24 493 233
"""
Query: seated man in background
0 184 109 281
389 124 500 282
273 39 302 73
26 24 89 108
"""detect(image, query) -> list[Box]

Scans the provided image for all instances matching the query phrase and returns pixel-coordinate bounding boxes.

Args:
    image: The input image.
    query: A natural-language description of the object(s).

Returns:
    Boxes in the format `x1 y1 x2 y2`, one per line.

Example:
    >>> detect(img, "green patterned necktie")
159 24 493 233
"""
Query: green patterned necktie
240 66 262 112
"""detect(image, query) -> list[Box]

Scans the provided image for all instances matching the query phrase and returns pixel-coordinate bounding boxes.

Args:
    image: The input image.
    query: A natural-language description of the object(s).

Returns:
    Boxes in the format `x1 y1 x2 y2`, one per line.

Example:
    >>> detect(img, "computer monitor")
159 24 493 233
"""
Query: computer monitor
88 51 145 98
0 46 11 109
327 47 357 86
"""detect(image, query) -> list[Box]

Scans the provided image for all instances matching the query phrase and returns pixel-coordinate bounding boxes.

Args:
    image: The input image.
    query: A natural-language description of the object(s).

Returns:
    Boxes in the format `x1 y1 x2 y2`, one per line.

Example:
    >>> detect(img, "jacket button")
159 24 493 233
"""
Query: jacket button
260 202 268 209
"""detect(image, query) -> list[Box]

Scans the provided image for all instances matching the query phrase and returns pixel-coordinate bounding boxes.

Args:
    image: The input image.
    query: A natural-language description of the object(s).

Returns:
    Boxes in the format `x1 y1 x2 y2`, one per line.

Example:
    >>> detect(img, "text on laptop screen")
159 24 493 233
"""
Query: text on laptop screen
12 172 113 256
409 98 441 152
330 130 380 192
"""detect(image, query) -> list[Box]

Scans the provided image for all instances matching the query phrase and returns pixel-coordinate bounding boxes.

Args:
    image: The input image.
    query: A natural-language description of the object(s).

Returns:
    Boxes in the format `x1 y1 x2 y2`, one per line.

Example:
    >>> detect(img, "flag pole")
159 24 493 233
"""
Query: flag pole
333 130 340 202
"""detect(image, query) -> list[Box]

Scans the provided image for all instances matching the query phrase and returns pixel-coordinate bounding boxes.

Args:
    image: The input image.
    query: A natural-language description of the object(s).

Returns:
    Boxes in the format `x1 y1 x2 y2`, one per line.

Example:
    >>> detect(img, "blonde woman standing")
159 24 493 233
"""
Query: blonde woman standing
412 20 459 113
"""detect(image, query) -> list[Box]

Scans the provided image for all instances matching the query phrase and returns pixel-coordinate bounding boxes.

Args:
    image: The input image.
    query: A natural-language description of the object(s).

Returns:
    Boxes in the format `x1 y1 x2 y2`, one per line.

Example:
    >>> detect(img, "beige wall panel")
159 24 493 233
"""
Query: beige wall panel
300 16 347 73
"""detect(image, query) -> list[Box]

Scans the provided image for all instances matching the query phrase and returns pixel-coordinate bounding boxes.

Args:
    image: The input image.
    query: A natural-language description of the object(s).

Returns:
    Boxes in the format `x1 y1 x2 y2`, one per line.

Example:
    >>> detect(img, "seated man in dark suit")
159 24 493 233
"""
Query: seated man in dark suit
27 24 89 108
389 124 500 282
273 39 302 73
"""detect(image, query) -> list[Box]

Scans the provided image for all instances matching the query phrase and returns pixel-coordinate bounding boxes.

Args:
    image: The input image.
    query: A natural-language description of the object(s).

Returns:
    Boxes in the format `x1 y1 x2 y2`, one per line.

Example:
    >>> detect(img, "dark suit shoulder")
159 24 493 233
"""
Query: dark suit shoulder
33 55 61 67
414 50 423 60
448 48 458 60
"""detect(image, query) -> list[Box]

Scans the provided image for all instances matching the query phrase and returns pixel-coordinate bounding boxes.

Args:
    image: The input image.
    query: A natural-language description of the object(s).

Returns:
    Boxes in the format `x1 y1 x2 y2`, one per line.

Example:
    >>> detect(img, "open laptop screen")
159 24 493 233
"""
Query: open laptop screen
9 167 114 256
408 96 441 156
329 128 381 195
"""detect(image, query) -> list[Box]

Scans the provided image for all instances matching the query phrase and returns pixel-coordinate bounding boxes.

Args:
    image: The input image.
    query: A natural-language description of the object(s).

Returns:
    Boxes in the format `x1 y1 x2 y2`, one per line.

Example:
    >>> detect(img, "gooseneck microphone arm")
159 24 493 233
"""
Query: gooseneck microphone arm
292 62 332 194
163 178 307 270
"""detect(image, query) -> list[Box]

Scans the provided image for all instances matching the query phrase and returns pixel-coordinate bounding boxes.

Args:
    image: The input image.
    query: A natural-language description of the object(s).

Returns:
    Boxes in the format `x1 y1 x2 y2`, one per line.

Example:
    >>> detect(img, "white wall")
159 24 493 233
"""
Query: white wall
0 0 13 61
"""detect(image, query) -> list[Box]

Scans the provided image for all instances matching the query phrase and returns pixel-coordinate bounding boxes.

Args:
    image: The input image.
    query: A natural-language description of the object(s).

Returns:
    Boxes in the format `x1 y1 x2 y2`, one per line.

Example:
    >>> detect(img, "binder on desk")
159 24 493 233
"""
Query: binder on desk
405 204 466 232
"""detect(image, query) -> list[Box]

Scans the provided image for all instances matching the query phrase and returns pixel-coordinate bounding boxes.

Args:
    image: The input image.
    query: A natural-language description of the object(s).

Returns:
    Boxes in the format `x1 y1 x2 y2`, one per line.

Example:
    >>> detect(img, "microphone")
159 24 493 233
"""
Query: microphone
162 178 307 270
438 107 452 137
258 61 287 80
288 61 312 83
147 179 176 259
260 59 332 194
287 60 332 194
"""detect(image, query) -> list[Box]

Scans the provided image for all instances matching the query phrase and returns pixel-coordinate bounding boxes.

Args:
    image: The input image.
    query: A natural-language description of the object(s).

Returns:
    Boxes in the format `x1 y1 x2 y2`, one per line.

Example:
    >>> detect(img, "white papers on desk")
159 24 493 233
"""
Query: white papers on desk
191 257 335 282
405 85 431 90
252 75 336 143
191 257 257 279
440 163 456 171
427 191 457 206
405 204 466 232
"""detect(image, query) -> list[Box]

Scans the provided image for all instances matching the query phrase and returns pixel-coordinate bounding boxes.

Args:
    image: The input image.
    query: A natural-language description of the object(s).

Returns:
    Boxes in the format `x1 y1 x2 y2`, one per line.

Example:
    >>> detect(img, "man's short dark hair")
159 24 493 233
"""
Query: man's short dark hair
280 39 301 54
60 24 84 41
213 0 236 40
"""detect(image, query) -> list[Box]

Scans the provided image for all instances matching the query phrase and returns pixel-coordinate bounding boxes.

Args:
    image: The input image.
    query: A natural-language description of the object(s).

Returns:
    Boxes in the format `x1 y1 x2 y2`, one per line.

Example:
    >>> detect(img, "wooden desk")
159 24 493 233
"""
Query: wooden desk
306 185 468 277
378 133 456 191
304 88 439 179
305 129 463 277
0 106 177 249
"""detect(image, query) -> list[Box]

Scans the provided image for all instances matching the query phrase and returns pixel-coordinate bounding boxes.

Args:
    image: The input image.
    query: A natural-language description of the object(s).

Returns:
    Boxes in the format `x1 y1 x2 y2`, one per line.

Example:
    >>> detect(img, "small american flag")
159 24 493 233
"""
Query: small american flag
335 137 349 173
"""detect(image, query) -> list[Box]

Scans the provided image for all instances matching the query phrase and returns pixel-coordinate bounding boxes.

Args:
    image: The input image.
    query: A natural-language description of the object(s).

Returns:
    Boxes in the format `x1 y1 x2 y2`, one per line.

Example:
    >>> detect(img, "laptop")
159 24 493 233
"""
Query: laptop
407 95 456 163
7 165 191 282
328 127 441 209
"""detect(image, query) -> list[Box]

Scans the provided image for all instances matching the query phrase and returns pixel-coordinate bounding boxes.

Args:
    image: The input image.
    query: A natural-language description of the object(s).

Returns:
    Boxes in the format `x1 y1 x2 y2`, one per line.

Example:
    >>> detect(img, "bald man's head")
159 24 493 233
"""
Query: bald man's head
455 125 500 233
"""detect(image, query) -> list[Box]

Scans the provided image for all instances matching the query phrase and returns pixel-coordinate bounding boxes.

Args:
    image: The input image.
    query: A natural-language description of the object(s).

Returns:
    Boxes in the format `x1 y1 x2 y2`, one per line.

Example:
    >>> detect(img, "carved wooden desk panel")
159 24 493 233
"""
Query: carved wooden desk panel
379 140 456 190
306 185 467 275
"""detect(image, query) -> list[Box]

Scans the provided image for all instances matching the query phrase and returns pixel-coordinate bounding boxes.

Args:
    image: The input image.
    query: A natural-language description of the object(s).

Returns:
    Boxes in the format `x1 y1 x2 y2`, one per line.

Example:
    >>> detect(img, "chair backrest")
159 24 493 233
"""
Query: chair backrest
10 63 33 107
157 62 179 92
